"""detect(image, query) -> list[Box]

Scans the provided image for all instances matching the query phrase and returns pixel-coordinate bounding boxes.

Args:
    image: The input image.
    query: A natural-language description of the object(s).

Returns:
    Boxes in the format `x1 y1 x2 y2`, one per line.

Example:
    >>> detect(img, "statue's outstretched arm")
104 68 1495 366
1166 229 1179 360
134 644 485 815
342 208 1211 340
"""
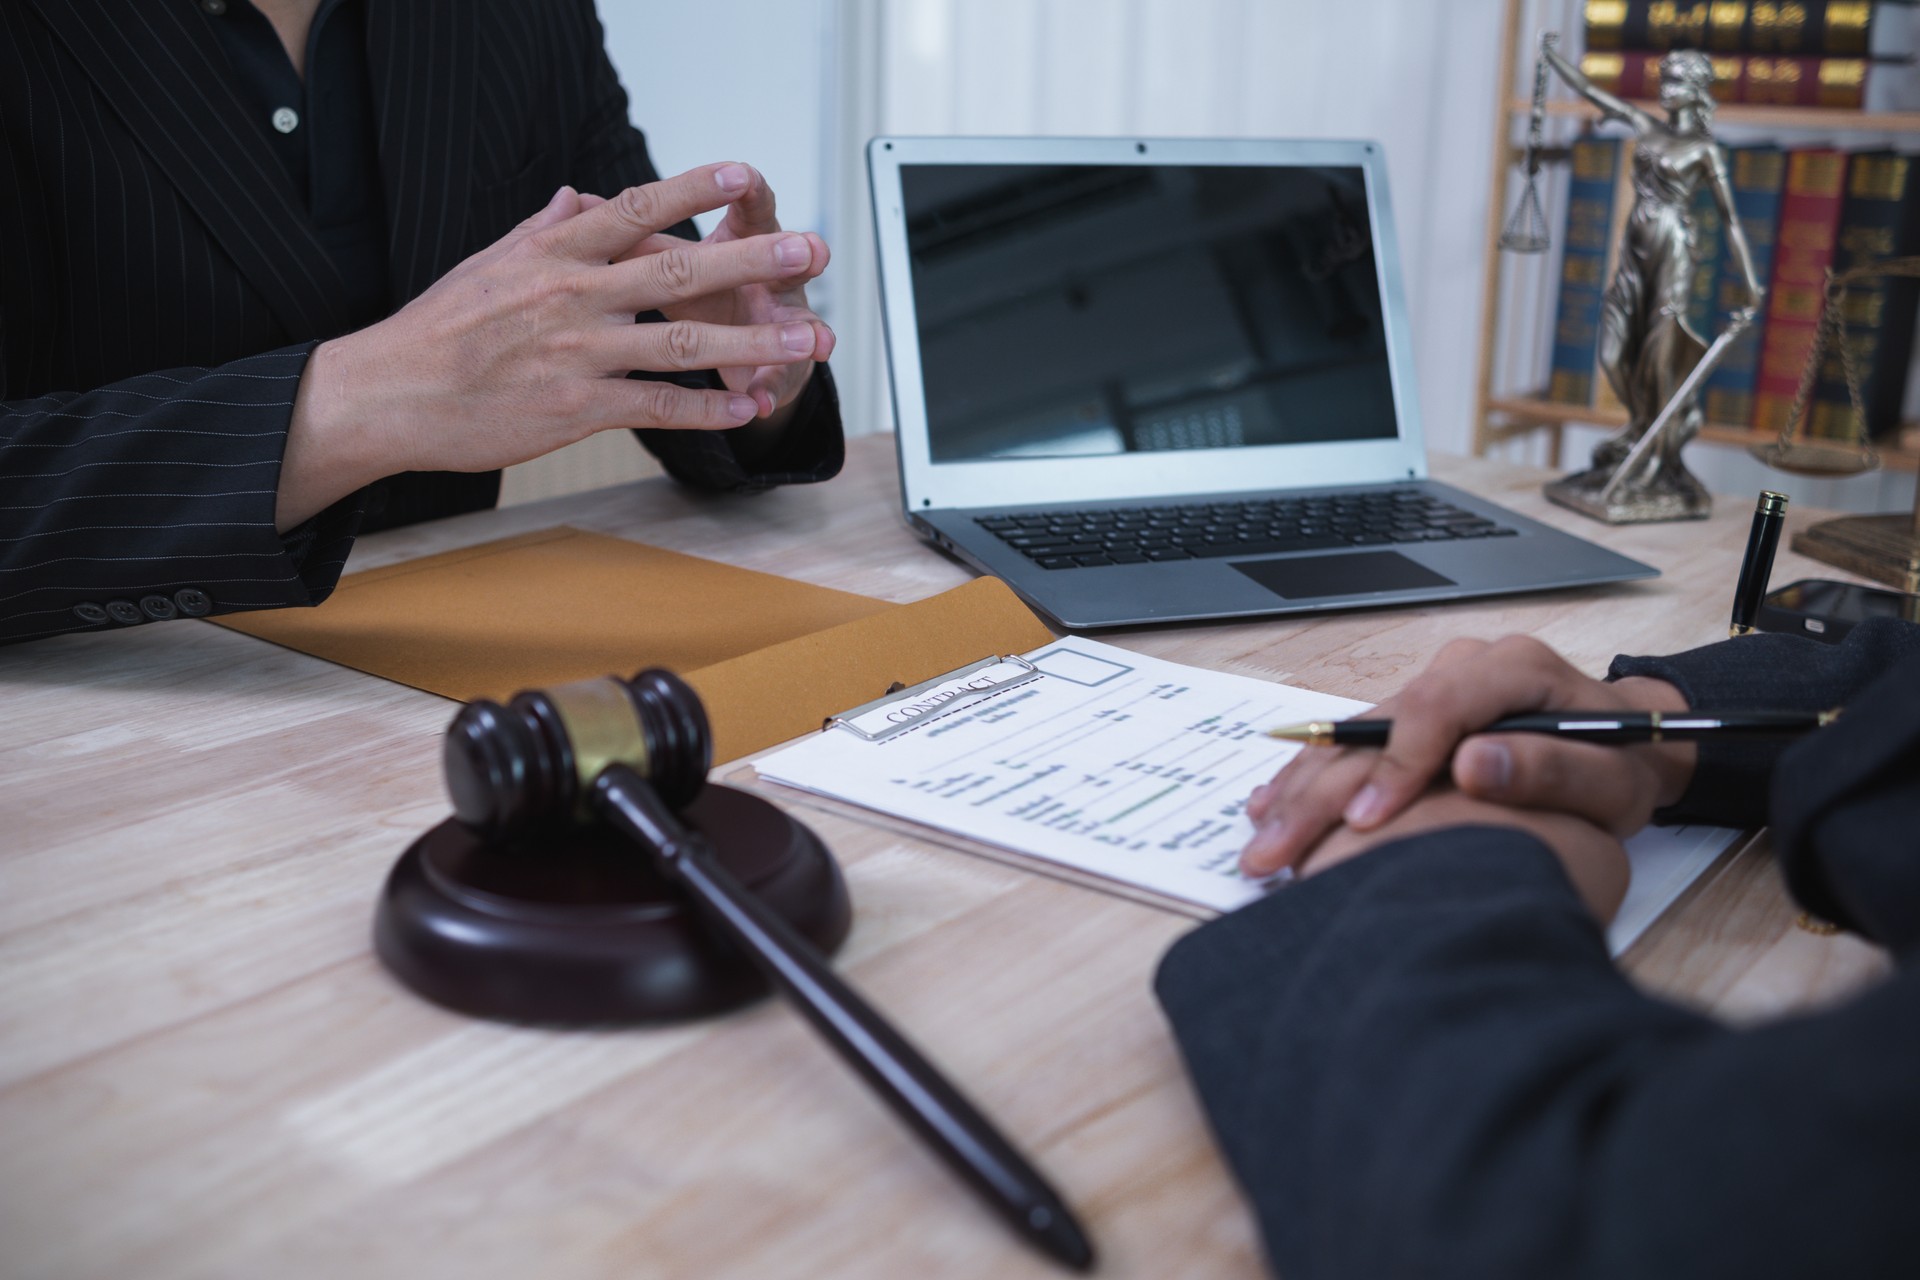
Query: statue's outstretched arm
1708 148 1766 318
1543 43 1653 134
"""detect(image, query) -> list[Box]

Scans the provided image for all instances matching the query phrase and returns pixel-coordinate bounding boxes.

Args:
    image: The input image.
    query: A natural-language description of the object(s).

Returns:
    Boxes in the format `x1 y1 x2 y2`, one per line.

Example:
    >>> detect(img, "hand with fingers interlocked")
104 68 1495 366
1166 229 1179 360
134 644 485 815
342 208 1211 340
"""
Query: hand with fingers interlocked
583 165 833 428
275 162 832 531
1239 635 1702 920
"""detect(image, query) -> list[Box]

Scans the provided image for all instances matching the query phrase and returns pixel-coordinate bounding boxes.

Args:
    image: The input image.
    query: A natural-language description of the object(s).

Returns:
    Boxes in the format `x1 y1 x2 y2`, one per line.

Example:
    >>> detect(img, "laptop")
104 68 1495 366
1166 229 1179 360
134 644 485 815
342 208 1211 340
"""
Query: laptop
866 135 1657 630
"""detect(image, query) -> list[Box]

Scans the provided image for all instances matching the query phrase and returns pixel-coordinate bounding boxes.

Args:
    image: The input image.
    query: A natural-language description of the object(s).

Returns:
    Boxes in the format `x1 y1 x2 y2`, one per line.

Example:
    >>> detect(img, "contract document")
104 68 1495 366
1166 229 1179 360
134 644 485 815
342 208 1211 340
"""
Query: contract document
753 639 1739 953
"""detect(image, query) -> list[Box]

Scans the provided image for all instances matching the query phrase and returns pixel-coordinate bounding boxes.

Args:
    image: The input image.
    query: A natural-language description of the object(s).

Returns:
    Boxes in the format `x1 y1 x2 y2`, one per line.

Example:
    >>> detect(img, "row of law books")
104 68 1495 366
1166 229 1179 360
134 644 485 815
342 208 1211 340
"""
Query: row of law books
1579 0 1914 109
1545 139 1920 440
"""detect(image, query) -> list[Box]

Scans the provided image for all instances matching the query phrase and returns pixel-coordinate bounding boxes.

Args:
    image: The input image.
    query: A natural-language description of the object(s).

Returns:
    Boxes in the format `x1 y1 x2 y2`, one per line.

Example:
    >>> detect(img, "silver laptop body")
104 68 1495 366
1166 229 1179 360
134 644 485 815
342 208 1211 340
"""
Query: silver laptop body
867 136 1656 630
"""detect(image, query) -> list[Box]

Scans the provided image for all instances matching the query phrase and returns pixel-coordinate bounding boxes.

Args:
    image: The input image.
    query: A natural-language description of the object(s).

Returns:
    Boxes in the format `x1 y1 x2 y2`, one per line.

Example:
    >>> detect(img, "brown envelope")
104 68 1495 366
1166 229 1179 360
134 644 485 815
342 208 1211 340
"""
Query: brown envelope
683 574 1055 762
217 526 1055 762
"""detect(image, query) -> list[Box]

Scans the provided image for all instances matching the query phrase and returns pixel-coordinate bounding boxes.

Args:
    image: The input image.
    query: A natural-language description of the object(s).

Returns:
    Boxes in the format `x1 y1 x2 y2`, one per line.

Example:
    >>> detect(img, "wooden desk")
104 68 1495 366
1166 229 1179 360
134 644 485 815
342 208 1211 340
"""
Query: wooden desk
0 437 1891 1279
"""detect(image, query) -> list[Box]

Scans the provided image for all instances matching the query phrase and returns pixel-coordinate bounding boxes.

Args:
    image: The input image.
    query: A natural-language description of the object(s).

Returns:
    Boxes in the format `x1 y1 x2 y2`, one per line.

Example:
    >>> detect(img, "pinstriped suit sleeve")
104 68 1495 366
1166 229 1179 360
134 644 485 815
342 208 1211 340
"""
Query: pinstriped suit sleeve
563 0 844 495
0 341 360 646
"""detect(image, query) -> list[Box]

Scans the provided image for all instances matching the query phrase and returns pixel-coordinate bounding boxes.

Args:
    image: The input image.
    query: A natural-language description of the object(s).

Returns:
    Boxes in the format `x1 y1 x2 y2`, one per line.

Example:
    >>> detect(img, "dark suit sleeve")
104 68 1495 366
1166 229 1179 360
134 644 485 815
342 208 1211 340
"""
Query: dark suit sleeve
561 0 843 495
1770 650 1920 952
0 339 360 645
1155 647 1920 1280
1606 617 1920 828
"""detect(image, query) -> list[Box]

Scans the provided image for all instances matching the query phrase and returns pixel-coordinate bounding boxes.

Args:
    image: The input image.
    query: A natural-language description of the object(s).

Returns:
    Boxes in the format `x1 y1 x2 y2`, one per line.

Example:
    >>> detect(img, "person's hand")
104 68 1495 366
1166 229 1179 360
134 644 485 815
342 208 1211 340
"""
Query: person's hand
587 165 833 425
1291 788 1633 922
1241 635 1696 879
277 163 832 529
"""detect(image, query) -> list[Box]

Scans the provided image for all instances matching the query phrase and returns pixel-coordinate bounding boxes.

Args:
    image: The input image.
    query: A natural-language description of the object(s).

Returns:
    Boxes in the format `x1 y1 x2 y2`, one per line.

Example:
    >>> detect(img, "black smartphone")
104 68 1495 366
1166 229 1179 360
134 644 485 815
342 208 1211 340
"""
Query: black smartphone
1756 578 1920 643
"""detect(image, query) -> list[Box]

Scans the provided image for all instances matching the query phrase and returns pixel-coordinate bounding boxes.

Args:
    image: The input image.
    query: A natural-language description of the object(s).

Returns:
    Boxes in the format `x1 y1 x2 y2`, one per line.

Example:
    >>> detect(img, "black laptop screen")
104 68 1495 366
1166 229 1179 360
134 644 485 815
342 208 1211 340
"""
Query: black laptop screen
899 162 1399 464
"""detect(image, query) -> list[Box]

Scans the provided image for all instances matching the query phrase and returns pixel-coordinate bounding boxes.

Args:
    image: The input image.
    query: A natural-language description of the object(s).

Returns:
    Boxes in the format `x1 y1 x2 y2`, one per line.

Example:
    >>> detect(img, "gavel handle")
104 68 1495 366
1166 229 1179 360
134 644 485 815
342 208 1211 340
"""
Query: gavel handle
590 764 1094 1273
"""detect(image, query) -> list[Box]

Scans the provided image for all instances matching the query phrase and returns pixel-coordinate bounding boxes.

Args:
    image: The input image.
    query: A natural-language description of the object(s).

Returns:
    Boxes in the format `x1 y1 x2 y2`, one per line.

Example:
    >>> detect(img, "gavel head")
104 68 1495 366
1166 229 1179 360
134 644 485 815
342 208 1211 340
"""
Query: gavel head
444 668 711 837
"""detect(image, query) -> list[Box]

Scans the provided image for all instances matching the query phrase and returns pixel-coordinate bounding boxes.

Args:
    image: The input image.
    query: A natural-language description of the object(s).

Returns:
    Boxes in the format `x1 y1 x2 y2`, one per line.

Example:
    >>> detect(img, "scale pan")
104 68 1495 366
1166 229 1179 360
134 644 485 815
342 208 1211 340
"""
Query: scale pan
1748 440 1880 478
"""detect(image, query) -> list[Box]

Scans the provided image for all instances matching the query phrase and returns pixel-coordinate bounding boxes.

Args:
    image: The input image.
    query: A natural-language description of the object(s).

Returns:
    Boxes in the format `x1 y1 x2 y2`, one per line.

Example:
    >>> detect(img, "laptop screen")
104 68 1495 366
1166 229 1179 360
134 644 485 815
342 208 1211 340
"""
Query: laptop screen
899 162 1398 465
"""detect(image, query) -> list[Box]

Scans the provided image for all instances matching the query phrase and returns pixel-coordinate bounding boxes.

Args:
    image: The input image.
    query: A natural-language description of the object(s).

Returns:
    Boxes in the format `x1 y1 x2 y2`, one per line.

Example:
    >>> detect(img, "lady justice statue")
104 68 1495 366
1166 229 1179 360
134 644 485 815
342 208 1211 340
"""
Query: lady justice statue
1527 40 1766 522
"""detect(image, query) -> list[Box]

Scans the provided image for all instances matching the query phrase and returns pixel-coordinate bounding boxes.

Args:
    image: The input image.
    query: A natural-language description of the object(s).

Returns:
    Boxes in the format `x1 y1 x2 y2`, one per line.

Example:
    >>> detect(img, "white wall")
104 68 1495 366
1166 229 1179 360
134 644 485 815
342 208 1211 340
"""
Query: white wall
599 1 838 240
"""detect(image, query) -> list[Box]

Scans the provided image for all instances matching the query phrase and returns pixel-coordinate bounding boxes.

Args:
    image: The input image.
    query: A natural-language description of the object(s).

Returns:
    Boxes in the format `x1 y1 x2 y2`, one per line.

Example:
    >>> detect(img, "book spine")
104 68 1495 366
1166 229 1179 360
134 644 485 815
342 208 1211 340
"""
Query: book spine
1811 151 1920 439
1578 51 1868 108
1703 145 1786 426
1754 148 1850 434
1547 138 1625 406
1739 55 1870 107
1584 0 1873 56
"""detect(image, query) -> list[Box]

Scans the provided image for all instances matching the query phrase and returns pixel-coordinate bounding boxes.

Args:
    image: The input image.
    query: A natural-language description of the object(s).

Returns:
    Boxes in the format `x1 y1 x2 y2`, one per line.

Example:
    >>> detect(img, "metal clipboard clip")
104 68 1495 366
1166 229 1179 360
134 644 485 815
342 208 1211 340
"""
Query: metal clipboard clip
823 654 1042 744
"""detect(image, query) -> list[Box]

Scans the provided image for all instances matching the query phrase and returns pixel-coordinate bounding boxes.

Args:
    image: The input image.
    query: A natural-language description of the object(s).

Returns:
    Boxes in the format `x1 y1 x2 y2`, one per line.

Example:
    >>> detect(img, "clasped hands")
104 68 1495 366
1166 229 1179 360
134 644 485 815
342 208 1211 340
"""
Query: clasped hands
279 162 831 530
1239 636 1700 920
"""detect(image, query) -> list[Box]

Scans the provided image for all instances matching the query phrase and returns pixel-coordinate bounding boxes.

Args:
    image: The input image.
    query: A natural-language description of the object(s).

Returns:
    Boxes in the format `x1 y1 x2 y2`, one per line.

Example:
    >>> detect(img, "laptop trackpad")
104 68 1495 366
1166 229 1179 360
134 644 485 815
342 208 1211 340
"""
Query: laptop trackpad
1232 550 1456 599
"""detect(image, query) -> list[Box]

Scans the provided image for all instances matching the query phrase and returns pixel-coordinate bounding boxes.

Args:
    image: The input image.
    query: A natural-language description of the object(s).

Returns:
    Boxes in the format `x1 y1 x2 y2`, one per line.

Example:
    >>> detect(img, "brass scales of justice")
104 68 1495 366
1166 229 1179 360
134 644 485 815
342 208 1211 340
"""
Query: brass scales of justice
1498 32 1920 592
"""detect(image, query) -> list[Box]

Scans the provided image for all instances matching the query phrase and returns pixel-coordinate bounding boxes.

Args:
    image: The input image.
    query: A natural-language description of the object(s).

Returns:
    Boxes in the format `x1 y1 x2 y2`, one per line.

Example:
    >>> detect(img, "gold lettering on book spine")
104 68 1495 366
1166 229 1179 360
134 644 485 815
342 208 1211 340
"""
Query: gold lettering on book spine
1824 2 1871 56
1774 283 1823 320
1751 2 1809 53
1709 2 1748 49
1580 53 1626 92
1649 2 1712 47
1851 156 1910 204
1818 59 1867 108
1790 150 1846 197
1734 148 1785 187
1587 0 1628 47
1747 57 1803 105
1572 139 1617 182
1708 54 1742 97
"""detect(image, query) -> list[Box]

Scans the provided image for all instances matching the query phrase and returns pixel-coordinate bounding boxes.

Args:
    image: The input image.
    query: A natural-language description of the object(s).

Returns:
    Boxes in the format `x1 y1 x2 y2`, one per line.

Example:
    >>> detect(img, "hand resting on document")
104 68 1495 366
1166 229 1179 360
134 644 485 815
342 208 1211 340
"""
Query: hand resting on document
1238 635 1703 921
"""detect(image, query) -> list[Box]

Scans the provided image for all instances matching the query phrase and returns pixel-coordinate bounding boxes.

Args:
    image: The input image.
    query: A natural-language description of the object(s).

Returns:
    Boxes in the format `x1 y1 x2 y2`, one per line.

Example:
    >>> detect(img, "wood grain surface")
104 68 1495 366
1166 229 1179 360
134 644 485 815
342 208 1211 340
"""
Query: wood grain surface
0 435 1890 1279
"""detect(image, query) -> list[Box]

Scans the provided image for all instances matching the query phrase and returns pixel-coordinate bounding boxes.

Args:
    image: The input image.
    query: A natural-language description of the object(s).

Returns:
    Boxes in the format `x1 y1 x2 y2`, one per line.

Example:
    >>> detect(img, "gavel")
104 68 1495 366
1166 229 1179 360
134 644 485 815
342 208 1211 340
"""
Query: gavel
444 668 711 834
440 670 1094 1272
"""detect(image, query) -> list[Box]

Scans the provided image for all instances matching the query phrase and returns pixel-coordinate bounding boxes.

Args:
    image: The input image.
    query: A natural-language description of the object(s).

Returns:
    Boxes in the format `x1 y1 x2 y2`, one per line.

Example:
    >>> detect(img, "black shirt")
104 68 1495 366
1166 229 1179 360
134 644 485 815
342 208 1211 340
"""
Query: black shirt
195 0 390 330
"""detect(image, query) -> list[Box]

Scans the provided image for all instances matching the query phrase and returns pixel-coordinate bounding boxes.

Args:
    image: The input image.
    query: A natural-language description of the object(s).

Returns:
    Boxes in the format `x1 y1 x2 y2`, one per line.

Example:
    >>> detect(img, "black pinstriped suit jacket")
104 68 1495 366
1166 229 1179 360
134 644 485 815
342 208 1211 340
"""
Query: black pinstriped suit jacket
0 0 842 646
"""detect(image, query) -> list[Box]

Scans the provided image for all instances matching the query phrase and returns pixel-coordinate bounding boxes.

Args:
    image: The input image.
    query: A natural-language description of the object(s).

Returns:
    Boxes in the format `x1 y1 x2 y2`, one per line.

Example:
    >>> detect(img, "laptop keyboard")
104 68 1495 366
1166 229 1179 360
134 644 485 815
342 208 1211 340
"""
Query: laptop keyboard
974 490 1516 570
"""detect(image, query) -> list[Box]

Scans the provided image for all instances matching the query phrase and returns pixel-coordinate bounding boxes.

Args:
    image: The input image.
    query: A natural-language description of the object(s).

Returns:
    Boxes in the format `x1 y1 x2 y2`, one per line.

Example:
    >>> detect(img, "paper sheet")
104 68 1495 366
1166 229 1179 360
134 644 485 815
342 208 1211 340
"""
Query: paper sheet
1607 823 1743 956
756 637 1741 945
757 638 1364 910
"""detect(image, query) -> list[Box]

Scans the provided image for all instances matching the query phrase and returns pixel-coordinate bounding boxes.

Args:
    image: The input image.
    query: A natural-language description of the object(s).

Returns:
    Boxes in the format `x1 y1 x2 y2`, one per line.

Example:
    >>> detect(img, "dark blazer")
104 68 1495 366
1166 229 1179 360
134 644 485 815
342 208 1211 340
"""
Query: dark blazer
1156 619 1920 1280
0 0 840 646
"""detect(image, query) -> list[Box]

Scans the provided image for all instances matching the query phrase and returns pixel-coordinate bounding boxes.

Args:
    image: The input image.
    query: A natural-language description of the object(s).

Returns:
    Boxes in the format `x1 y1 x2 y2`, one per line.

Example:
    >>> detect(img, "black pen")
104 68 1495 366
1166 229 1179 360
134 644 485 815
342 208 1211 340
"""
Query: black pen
1267 708 1839 748
1730 489 1788 637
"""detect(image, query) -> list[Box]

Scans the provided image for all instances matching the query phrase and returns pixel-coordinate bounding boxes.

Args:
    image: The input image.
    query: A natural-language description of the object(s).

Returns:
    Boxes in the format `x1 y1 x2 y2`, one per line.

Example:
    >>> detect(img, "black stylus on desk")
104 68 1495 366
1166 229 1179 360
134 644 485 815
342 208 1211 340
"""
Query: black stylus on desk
1731 490 1789 637
1267 708 1839 748
590 764 1096 1273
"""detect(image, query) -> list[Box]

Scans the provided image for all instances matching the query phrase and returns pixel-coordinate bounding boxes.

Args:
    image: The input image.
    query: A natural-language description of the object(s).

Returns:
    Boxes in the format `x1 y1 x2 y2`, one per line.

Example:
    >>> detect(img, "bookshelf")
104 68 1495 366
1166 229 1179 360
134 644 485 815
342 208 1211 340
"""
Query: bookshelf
1473 0 1920 471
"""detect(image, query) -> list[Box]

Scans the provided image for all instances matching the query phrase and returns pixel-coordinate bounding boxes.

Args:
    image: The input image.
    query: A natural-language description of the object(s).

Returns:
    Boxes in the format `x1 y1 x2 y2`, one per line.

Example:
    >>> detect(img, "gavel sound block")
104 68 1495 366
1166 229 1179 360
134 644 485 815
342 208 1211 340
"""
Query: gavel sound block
373 671 850 1024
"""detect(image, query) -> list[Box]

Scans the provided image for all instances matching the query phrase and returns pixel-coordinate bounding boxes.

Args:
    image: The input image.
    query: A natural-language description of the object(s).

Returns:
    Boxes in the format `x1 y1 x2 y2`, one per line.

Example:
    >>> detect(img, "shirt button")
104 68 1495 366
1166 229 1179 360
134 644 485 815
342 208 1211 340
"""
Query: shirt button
272 107 300 134
202 0 228 13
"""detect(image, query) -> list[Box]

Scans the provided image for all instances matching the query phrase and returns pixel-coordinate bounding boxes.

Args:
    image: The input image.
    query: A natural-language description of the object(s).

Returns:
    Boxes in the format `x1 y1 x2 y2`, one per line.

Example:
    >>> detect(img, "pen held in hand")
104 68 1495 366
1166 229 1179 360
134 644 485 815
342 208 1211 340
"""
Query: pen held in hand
1267 708 1841 748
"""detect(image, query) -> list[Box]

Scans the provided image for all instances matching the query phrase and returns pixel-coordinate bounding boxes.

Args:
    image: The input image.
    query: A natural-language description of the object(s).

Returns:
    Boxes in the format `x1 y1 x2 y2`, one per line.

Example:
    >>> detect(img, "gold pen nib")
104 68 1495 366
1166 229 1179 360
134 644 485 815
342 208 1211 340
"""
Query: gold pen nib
1266 721 1335 745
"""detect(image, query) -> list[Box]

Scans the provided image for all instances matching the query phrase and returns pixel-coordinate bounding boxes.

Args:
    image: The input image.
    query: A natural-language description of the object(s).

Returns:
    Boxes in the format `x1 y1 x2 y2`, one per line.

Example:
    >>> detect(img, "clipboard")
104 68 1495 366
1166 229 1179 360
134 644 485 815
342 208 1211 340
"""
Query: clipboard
822 655 1041 743
749 638 1373 914
754 638 1747 949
